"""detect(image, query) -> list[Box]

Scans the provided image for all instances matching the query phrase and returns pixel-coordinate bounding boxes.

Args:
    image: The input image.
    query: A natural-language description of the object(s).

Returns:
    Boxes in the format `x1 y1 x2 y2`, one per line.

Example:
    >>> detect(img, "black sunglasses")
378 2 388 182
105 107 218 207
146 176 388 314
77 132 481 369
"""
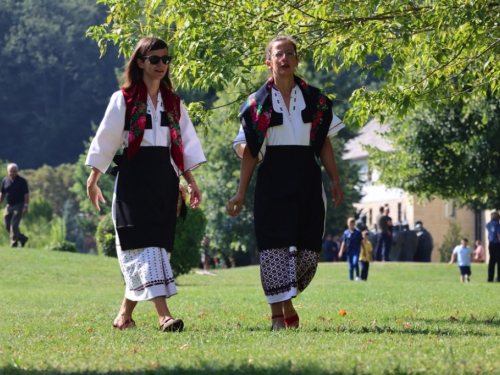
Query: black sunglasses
141 55 172 65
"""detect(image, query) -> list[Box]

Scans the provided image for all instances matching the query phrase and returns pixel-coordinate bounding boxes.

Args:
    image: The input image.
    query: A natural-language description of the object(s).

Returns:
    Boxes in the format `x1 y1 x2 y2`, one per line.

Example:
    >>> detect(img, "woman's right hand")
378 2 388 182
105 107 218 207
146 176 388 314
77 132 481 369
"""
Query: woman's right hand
226 193 245 217
87 182 105 211
87 167 105 211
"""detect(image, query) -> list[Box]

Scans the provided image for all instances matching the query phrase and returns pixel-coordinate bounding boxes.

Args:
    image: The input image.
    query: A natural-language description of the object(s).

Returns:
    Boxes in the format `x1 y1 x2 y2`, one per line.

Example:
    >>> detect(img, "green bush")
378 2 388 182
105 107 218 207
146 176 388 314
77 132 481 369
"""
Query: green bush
438 220 463 262
96 214 116 257
47 240 77 252
23 197 53 226
172 207 207 277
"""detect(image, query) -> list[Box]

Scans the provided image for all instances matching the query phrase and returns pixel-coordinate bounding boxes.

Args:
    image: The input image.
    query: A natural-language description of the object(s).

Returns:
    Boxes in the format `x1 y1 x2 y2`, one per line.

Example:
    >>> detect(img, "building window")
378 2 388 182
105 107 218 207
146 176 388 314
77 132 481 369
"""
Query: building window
369 208 373 226
445 200 456 219
398 203 402 222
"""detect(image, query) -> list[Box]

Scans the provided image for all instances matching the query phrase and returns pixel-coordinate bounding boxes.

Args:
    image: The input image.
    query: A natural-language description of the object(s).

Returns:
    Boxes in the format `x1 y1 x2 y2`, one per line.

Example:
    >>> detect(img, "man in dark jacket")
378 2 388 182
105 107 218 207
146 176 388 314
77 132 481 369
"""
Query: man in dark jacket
0 163 29 247
374 205 393 261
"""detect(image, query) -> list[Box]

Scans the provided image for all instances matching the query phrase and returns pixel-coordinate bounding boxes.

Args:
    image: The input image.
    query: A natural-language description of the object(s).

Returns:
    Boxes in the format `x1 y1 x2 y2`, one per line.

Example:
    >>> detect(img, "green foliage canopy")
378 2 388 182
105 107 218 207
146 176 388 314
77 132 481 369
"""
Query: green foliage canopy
368 96 500 209
88 0 500 127
0 0 121 168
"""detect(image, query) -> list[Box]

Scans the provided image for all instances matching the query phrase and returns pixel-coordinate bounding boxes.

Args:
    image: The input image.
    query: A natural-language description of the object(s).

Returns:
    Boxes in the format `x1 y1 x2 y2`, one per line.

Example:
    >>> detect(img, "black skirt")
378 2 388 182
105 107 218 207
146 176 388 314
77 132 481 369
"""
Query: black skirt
114 147 179 251
254 145 325 252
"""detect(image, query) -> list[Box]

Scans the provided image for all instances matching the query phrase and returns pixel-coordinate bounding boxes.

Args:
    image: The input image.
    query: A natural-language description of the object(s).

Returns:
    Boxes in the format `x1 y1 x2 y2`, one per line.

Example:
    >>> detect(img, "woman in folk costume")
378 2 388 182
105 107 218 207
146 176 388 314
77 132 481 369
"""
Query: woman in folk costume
226 35 344 330
86 37 205 332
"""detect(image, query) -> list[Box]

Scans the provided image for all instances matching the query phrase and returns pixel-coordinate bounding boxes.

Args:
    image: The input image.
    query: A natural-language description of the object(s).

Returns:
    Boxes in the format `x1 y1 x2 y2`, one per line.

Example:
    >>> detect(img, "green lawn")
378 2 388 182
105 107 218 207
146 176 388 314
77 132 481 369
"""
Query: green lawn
0 247 498 375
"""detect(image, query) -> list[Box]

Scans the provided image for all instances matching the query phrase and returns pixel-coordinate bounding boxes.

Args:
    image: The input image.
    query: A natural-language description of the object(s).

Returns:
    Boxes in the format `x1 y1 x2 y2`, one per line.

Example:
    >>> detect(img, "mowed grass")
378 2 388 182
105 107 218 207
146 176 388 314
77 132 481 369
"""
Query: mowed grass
0 247 499 375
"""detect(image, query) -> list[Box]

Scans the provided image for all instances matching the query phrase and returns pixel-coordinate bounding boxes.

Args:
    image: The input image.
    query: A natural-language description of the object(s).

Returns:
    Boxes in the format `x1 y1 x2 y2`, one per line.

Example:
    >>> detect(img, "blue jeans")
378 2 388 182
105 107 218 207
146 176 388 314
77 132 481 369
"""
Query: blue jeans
347 252 360 280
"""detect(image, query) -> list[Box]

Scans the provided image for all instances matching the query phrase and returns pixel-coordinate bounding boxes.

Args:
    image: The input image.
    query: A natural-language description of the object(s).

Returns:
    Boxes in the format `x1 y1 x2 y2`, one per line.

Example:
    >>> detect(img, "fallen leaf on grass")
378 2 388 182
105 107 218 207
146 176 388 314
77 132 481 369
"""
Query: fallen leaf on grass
233 323 241 327
149 362 160 369
239 315 245 320
396 319 402 323
456 310 460 315
370 319 377 325
264 314 271 320
403 322 410 329
449 316 459 322
338 309 347 316
318 316 325 321
487 317 494 324
470 314 476 320
133 348 139 353
295 305 303 309
327 318 333 322
350 319 357 323
179 344 188 350
87 327 93 333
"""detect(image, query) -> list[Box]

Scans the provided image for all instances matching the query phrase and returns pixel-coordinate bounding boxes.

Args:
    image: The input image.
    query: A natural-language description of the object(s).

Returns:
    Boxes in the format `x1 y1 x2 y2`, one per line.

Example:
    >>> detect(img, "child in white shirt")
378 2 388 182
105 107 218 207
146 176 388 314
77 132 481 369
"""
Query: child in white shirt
448 238 473 282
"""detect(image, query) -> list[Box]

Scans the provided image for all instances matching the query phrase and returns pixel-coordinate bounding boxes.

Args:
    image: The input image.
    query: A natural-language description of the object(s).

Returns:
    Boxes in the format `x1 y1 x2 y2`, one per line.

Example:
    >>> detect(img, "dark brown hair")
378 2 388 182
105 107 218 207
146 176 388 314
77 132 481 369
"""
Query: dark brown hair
265 35 298 61
121 37 173 91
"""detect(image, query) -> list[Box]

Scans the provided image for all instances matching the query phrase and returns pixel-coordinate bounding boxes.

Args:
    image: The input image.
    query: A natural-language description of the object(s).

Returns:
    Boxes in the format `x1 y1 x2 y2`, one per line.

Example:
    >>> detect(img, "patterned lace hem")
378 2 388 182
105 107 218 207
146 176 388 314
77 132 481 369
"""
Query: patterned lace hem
130 277 175 292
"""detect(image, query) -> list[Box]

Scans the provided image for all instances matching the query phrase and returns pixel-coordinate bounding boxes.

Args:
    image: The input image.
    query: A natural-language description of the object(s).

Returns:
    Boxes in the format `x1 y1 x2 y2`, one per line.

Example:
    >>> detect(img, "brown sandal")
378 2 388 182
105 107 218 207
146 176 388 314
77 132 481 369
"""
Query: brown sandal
160 318 184 332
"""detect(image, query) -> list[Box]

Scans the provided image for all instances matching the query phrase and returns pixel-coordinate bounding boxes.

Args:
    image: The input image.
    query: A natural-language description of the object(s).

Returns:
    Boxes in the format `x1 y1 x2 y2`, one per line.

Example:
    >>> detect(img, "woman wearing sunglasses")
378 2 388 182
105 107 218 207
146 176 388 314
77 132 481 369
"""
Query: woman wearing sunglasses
86 37 205 332
226 35 344 330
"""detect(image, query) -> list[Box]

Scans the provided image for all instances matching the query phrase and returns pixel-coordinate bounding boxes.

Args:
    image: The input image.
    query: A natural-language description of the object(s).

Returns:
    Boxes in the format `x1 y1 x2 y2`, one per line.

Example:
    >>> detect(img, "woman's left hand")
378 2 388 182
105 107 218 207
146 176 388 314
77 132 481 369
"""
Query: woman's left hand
187 182 202 209
330 181 343 208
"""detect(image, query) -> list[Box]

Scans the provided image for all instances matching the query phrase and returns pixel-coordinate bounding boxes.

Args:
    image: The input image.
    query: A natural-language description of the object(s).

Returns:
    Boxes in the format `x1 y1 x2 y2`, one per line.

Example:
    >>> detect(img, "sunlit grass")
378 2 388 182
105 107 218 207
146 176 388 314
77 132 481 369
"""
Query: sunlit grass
0 247 498 374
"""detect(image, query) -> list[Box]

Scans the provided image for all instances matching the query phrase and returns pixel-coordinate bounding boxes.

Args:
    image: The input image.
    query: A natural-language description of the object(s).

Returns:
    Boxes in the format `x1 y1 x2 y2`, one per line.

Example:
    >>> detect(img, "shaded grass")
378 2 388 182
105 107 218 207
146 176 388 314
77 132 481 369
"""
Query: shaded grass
0 247 499 374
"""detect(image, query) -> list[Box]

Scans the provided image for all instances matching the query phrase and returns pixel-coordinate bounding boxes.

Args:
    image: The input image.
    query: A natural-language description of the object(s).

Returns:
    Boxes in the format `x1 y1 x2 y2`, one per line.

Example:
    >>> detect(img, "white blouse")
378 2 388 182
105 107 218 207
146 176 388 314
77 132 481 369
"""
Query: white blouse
233 86 345 161
86 90 206 176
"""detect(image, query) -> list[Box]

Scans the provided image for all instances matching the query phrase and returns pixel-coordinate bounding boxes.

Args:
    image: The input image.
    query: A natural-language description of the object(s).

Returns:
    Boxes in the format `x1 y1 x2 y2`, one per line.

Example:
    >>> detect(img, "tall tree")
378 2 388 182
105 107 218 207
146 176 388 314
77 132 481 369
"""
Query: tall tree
88 0 500 127
368 96 500 209
0 0 122 168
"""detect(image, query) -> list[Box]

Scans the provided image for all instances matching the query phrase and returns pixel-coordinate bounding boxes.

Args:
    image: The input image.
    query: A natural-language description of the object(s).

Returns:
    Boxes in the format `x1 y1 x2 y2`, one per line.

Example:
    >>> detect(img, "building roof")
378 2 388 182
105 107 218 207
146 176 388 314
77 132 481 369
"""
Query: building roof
343 119 393 161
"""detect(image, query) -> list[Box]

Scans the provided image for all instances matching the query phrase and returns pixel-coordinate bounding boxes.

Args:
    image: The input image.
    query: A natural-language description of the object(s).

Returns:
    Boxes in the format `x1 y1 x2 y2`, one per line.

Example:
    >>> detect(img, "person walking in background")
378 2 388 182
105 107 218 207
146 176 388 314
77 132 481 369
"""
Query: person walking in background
333 234 343 261
374 206 383 232
226 35 344 330
200 236 210 271
473 240 484 263
338 218 365 281
86 37 206 332
374 205 393 261
359 230 373 281
0 163 29 248
323 233 339 262
448 238 472 282
486 212 500 282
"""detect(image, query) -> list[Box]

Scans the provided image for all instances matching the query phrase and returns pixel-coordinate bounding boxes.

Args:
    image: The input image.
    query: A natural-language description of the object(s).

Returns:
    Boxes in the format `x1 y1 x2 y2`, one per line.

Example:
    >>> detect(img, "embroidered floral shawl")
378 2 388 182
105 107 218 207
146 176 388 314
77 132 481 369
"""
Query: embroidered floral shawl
122 80 184 172
239 76 333 159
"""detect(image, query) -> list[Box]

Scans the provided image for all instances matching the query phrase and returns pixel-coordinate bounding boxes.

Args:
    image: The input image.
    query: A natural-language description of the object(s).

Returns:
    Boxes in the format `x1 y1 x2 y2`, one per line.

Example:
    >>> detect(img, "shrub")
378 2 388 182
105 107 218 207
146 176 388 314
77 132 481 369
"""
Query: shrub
96 214 116 257
47 240 77 252
171 207 207 277
438 220 463 262
22 197 53 226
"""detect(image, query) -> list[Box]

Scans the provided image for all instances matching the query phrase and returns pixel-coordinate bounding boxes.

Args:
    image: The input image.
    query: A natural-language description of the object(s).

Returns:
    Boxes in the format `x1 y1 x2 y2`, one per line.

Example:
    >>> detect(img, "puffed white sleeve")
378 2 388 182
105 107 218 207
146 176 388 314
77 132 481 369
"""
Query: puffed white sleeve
233 121 265 162
85 91 127 173
327 112 345 138
179 101 206 173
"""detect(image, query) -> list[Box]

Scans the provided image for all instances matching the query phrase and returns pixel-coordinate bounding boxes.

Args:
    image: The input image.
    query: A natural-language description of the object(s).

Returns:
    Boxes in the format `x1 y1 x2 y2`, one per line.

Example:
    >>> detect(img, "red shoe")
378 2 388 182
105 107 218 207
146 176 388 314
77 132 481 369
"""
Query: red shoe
284 313 299 328
113 318 135 330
